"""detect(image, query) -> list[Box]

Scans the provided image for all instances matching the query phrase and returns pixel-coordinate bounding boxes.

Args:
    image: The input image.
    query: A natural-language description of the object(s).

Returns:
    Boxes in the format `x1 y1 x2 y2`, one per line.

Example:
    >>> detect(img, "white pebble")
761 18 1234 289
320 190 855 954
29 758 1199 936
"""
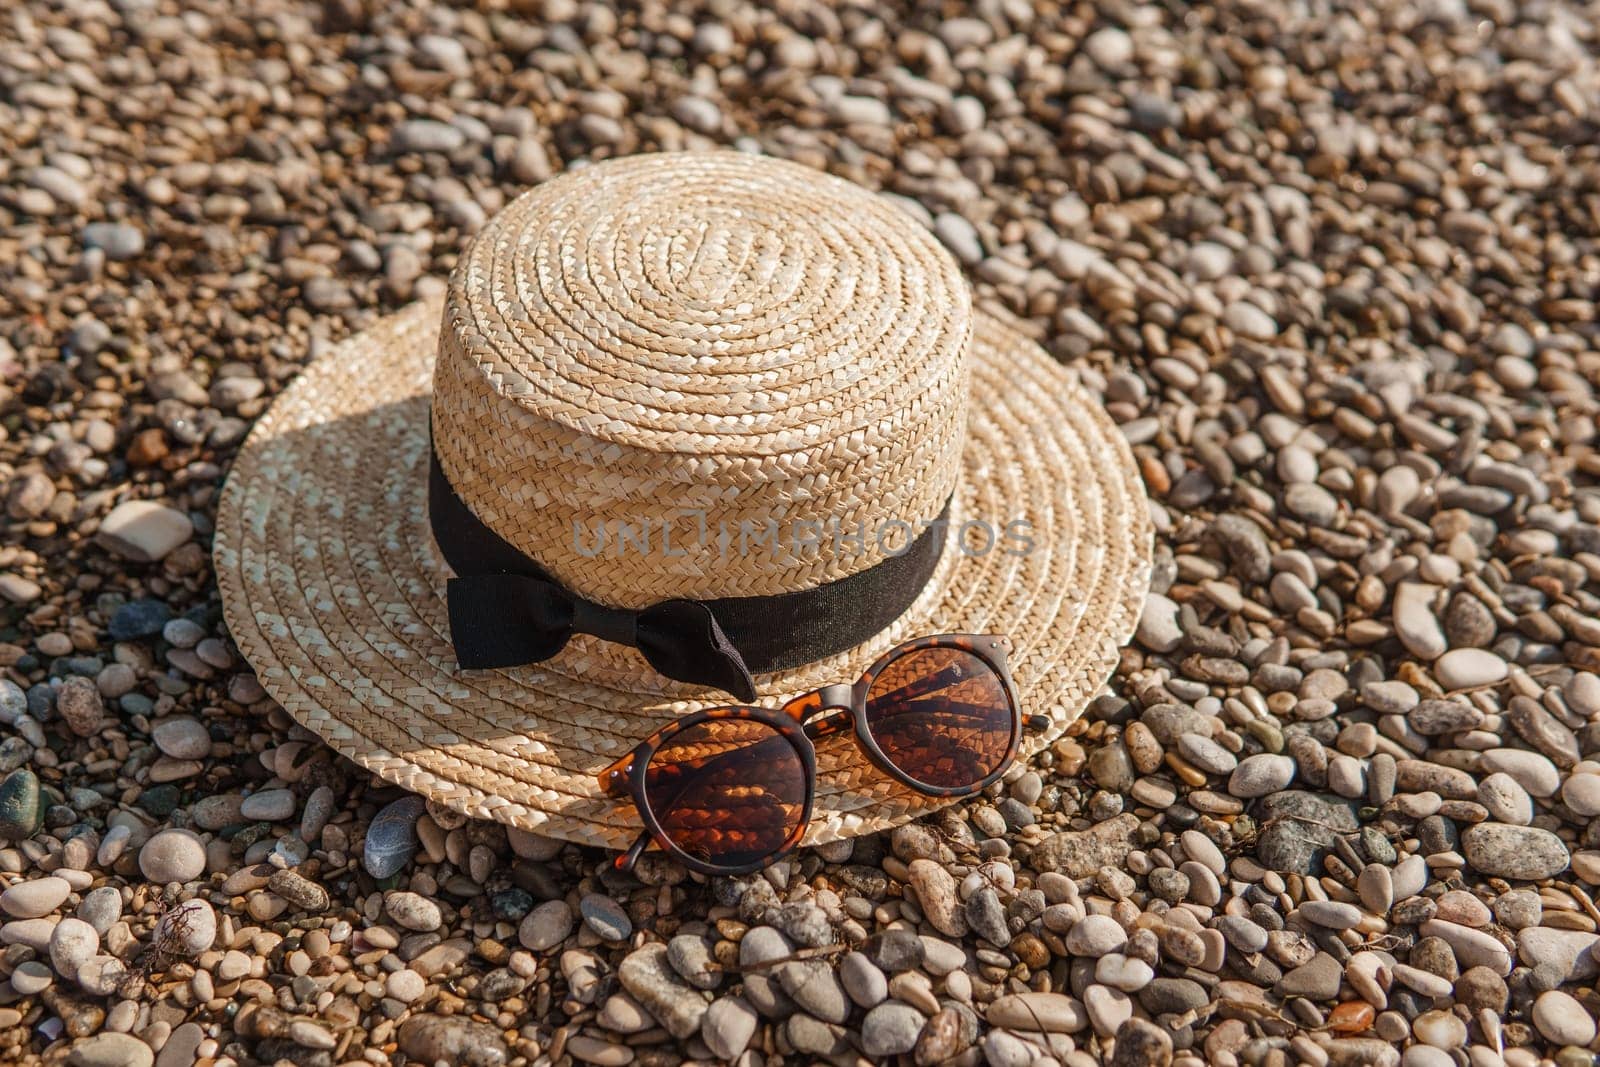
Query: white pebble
1 877 71 919
1532 989 1596 1046
1433 648 1507 690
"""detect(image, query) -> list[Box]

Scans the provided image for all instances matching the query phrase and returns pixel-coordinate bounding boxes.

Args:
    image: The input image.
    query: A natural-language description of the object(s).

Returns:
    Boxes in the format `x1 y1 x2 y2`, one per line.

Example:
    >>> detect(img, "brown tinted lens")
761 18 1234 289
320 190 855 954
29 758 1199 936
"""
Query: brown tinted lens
865 647 1013 789
643 717 808 869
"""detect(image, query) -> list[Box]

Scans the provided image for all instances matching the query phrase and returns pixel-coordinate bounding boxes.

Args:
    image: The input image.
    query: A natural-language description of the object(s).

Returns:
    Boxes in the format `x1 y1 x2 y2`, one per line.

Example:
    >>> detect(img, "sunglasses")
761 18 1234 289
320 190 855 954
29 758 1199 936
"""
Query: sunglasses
598 634 1042 875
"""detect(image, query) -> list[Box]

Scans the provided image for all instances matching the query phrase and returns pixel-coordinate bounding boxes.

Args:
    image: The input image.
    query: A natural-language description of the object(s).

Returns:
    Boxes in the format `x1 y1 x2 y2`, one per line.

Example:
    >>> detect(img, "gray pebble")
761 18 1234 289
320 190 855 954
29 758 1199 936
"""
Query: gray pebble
77 886 122 935
579 893 632 941
840 950 887 1008
861 1001 925 1058
1229 753 1295 797
667 935 721 990
1461 823 1570 880
363 795 425 879
81 222 144 260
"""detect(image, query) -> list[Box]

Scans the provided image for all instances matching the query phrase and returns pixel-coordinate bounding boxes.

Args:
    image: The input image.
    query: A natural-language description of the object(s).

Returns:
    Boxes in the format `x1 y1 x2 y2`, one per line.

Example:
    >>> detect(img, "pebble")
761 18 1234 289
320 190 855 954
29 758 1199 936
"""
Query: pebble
965 886 1009 946
151 718 211 760
385 891 443 932
1095 953 1154 992
1279 952 1342 1000
95 500 193 561
1478 772 1533 824
362 796 425 879
0 769 41 840
0 681 24 726
1111 1018 1173 1067
981 1030 1038 1067
68 1033 153 1067
986 992 1087 1033
391 119 466 154
1356 864 1393 915
1460 823 1570 880
1 876 71 919
907 859 966 937
55 677 105 737
1083 26 1134 67
75 955 127 996
386 968 426 1003
11 958 52 995
1532 989 1596 1046
1299 900 1363 930
861 1002 925 1057
778 959 849 1023
1137 593 1182 652
1391 963 1451 998
1229 753 1296 797
163 619 203 648
1561 772 1600 816
666 935 721 991
1031 813 1139 877
239 788 296 821
1434 890 1490 927
579 893 631 941
81 222 144 260
519 900 573 951
618 944 707 1040
1363 680 1419 714
1254 792 1359 873
1065 914 1127 957
49 917 99 977
840 951 887 1008
397 1015 508 1067
1433 648 1508 689
138 829 206 884
1419 919 1511 975
266 869 328 912
1179 733 1238 774
1218 914 1269 954
301 785 335 841
1413 1010 1466 1049
933 213 982 265
1085 984 1133 1036
1223 302 1278 340
1517 927 1599 982
1394 583 1447 660
108 600 172 641
156 1023 204 1067
155 900 216 957
701 996 757 1061
1493 889 1542 930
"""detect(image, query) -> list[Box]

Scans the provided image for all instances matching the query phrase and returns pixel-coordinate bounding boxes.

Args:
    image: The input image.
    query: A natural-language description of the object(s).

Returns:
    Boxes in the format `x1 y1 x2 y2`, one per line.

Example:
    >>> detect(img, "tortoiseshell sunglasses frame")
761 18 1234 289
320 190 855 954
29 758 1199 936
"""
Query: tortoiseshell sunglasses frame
598 633 1033 876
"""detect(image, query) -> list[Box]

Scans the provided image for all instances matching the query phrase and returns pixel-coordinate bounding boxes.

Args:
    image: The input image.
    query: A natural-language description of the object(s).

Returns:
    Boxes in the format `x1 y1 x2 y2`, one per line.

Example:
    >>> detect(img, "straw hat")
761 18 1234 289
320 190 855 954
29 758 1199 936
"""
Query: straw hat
214 151 1152 850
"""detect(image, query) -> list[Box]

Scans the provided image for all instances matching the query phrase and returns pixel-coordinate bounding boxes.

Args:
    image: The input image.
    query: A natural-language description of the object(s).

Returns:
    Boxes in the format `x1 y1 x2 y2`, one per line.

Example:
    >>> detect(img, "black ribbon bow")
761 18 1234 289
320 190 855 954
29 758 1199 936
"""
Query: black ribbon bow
445 574 757 702
430 450 757 702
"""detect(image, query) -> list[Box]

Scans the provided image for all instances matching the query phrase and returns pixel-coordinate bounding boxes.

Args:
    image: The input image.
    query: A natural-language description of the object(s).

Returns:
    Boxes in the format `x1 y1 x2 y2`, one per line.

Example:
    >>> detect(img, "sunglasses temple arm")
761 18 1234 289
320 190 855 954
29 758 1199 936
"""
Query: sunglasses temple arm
614 831 652 873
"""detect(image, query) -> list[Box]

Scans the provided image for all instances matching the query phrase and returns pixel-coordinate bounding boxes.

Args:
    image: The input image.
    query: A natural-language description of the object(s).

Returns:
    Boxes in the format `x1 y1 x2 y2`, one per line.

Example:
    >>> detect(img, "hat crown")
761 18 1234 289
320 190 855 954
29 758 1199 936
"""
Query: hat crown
431 152 972 607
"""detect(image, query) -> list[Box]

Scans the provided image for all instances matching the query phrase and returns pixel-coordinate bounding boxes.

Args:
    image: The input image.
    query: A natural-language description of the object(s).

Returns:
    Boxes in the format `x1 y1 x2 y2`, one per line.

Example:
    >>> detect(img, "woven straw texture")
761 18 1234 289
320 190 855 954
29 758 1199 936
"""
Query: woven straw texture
214 151 1152 848
433 153 971 606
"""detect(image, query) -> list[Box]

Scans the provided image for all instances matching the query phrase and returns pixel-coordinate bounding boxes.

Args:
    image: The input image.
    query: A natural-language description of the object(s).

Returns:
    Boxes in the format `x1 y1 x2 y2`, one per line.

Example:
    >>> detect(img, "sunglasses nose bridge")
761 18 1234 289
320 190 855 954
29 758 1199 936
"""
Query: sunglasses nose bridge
813 684 854 716
798 683 857 741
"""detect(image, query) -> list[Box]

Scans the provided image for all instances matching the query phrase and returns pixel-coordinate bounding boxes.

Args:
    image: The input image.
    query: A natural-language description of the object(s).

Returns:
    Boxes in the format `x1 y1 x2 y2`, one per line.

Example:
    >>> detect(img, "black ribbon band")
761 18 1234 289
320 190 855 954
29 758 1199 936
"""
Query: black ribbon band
429 449 949 700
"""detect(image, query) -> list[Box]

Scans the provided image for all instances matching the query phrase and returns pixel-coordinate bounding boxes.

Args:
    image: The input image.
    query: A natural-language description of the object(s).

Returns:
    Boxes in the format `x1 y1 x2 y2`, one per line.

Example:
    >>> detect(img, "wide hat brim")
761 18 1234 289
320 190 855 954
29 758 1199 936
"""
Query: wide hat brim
215 294 1152 850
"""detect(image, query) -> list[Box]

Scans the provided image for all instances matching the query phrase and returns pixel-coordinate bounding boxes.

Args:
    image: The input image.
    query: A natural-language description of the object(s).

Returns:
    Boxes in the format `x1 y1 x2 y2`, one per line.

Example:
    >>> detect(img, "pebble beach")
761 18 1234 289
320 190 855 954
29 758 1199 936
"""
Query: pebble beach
4 0 1600 1065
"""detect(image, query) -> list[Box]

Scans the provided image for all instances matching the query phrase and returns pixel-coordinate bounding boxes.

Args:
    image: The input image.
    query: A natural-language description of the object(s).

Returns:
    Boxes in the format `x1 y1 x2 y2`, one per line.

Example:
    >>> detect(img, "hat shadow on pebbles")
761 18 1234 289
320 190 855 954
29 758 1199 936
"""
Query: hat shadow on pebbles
214 151 1152 850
